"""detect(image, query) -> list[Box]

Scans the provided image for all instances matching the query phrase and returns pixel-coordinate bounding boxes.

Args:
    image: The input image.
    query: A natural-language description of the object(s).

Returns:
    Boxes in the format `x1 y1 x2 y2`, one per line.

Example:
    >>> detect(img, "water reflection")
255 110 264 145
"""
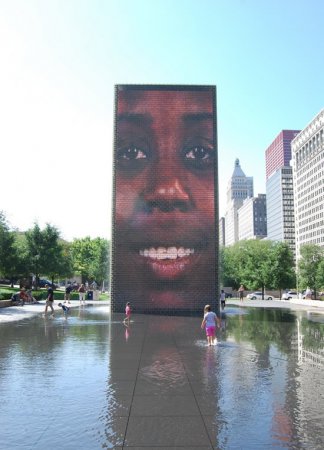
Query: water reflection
0 306 323 448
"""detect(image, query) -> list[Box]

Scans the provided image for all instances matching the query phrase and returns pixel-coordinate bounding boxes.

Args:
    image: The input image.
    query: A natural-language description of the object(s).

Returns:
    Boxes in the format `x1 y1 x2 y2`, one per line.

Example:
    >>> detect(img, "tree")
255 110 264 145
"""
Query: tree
316 259 324 293
220 244 244 290
220 239 296 297
70 237 110 287
0 211 17 280
298 244 323 298
268 242 296 297
25 223 67 288
238 240 274 296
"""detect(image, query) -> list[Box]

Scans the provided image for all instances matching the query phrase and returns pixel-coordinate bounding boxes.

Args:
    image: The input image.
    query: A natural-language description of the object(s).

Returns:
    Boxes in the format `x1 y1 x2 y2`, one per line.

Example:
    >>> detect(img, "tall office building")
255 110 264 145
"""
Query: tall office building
219 217 225 247
265 130 300 256
267 167 295 256
291 109 324 260
225 159 253 246
238 194 267 240
265 130 300 180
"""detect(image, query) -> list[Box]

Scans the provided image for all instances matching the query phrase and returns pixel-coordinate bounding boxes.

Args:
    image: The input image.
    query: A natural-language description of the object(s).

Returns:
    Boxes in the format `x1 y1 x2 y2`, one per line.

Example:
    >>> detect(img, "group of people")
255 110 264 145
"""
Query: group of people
44 283 70 319
43 281 99 318
11 287 37 306
122 300 222 347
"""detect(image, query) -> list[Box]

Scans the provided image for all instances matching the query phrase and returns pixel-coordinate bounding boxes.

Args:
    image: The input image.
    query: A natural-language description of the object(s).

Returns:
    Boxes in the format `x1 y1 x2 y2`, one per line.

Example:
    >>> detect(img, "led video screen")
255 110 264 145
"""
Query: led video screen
112 85 218 314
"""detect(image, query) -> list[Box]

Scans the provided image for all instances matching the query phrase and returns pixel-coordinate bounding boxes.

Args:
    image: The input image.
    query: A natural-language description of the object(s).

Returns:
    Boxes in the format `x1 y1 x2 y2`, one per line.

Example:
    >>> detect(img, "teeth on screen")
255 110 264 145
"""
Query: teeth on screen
139 247 195 259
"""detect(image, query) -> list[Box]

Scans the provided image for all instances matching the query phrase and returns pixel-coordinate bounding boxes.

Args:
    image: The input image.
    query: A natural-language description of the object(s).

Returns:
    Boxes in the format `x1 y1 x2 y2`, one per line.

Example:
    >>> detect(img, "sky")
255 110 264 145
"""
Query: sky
0 0 323 241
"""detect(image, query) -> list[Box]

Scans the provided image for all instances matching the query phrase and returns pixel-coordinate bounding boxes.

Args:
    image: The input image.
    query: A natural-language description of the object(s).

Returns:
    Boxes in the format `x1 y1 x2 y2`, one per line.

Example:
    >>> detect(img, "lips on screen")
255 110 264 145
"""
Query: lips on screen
112 85 217 314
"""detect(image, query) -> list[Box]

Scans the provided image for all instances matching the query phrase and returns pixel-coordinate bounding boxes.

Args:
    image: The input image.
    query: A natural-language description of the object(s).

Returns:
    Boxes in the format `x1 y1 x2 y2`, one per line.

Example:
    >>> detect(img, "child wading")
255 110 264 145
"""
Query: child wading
123 302 131 326
201 304 221 346
58 302 70 317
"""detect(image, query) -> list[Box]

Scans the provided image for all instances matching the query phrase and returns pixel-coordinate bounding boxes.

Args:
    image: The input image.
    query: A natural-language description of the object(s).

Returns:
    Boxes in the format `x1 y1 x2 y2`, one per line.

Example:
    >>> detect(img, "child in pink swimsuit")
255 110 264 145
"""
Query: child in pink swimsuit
123 302 131 326
201 304 220 345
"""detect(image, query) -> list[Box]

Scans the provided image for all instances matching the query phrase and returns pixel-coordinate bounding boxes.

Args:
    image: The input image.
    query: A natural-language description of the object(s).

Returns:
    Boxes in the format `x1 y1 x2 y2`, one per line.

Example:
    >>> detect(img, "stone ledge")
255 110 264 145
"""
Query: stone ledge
0 299 13 308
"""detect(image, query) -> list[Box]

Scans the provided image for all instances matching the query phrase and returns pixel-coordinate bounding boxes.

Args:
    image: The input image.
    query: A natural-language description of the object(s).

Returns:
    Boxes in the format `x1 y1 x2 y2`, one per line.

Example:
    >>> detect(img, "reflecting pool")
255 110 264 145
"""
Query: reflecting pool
0 305 324 449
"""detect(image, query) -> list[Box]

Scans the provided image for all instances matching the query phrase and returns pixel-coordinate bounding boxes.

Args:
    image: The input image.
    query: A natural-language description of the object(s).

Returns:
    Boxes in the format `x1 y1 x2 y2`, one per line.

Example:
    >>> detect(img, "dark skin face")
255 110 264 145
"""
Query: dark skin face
114 89 216 312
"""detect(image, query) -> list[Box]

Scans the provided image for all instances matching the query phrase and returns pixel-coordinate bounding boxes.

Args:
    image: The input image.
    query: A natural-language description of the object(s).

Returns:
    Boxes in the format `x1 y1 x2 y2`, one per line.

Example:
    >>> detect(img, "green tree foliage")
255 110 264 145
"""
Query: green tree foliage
0 213 35 285
220 239 296 295
237 240 274 294
70 237 109 287
268 242 296 296
220 244 243 289
25 223 70 286
11 232 31 280
298 244 324 297
316 259 324 292
0 211 17 279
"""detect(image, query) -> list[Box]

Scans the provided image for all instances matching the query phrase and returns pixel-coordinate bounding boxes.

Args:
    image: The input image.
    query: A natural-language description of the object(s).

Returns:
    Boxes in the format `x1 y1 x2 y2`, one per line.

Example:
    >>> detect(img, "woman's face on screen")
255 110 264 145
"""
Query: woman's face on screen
114 88 216 312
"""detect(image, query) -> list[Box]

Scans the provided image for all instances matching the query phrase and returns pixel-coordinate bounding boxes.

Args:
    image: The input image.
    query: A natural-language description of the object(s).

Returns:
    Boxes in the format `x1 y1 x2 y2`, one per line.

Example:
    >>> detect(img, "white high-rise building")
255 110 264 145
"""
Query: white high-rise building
238 194 267 241
266 167 295 257
225 159 253 246
219 217 225 247
291 109 324 260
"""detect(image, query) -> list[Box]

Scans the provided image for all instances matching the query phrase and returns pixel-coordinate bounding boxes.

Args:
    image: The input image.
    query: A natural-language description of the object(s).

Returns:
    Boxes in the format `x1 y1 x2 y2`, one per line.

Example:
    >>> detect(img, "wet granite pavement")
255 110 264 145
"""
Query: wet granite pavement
0 302 324 449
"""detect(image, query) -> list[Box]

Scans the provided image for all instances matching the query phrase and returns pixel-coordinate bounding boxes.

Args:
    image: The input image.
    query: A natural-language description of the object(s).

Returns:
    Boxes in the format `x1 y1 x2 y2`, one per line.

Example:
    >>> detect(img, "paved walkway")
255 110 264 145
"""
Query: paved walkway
227 297 324 311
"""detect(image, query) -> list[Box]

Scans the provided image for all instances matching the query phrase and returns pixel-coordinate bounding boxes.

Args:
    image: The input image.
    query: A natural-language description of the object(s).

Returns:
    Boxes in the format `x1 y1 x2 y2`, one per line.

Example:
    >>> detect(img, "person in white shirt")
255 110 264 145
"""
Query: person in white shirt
201 304 221 346
220 289 226 309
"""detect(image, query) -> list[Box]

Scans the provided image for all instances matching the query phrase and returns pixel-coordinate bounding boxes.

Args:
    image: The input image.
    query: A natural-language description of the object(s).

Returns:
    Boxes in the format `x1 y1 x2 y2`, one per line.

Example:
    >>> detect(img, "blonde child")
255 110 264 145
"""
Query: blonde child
201 304 221 346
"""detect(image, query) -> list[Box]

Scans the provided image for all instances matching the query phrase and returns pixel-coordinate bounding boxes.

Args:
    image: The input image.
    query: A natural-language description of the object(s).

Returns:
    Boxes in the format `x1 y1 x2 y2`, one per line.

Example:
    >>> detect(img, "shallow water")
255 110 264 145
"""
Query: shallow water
0 306 324 449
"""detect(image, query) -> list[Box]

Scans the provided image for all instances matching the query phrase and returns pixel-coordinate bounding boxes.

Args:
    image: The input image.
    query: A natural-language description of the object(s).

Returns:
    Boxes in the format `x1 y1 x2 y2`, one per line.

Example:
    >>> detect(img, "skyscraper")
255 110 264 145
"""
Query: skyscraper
267 167 295 256
265 130 300 256
291 109 324 260
225 159 253 246
238 194 267 241
265 130 300 180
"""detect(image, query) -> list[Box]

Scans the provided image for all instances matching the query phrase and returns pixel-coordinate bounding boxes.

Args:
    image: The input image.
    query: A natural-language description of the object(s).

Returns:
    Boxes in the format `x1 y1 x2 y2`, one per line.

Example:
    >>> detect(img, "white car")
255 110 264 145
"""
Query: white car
282 291 299 300
246 291 273 301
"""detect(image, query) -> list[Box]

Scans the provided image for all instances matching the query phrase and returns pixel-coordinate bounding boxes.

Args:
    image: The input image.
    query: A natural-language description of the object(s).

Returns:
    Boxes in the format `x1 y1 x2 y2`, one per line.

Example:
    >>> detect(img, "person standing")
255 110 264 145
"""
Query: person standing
123 302 132 326
238 285 244 302
220 289 226 309
201 304 221 346
44 284 55 316
78 284 86 305
91 281 98 300
65 283 73 303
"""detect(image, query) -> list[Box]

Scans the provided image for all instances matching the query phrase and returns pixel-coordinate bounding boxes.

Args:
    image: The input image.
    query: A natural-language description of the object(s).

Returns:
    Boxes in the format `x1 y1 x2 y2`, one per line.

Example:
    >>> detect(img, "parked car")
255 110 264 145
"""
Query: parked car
301 289 314 299
247 291 273 301
38 279 58 289
282 291 299 300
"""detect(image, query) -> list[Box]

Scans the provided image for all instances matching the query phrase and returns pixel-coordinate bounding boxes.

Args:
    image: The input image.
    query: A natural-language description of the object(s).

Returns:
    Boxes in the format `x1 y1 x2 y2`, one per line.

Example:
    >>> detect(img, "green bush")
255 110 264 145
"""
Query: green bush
33 290 79 301
32 291 45 301
0 289 13 300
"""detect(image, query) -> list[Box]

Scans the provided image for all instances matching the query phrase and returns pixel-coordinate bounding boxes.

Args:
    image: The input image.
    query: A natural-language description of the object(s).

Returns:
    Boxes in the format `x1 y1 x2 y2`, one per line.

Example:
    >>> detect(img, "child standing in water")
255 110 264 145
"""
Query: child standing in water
201 304 220 346
58 302 70 318
123 302 131 326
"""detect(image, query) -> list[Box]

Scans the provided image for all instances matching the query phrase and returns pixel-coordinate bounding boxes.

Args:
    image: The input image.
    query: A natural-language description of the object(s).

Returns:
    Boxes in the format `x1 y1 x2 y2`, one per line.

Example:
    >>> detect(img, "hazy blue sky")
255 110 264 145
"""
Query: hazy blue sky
1 0 323 240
